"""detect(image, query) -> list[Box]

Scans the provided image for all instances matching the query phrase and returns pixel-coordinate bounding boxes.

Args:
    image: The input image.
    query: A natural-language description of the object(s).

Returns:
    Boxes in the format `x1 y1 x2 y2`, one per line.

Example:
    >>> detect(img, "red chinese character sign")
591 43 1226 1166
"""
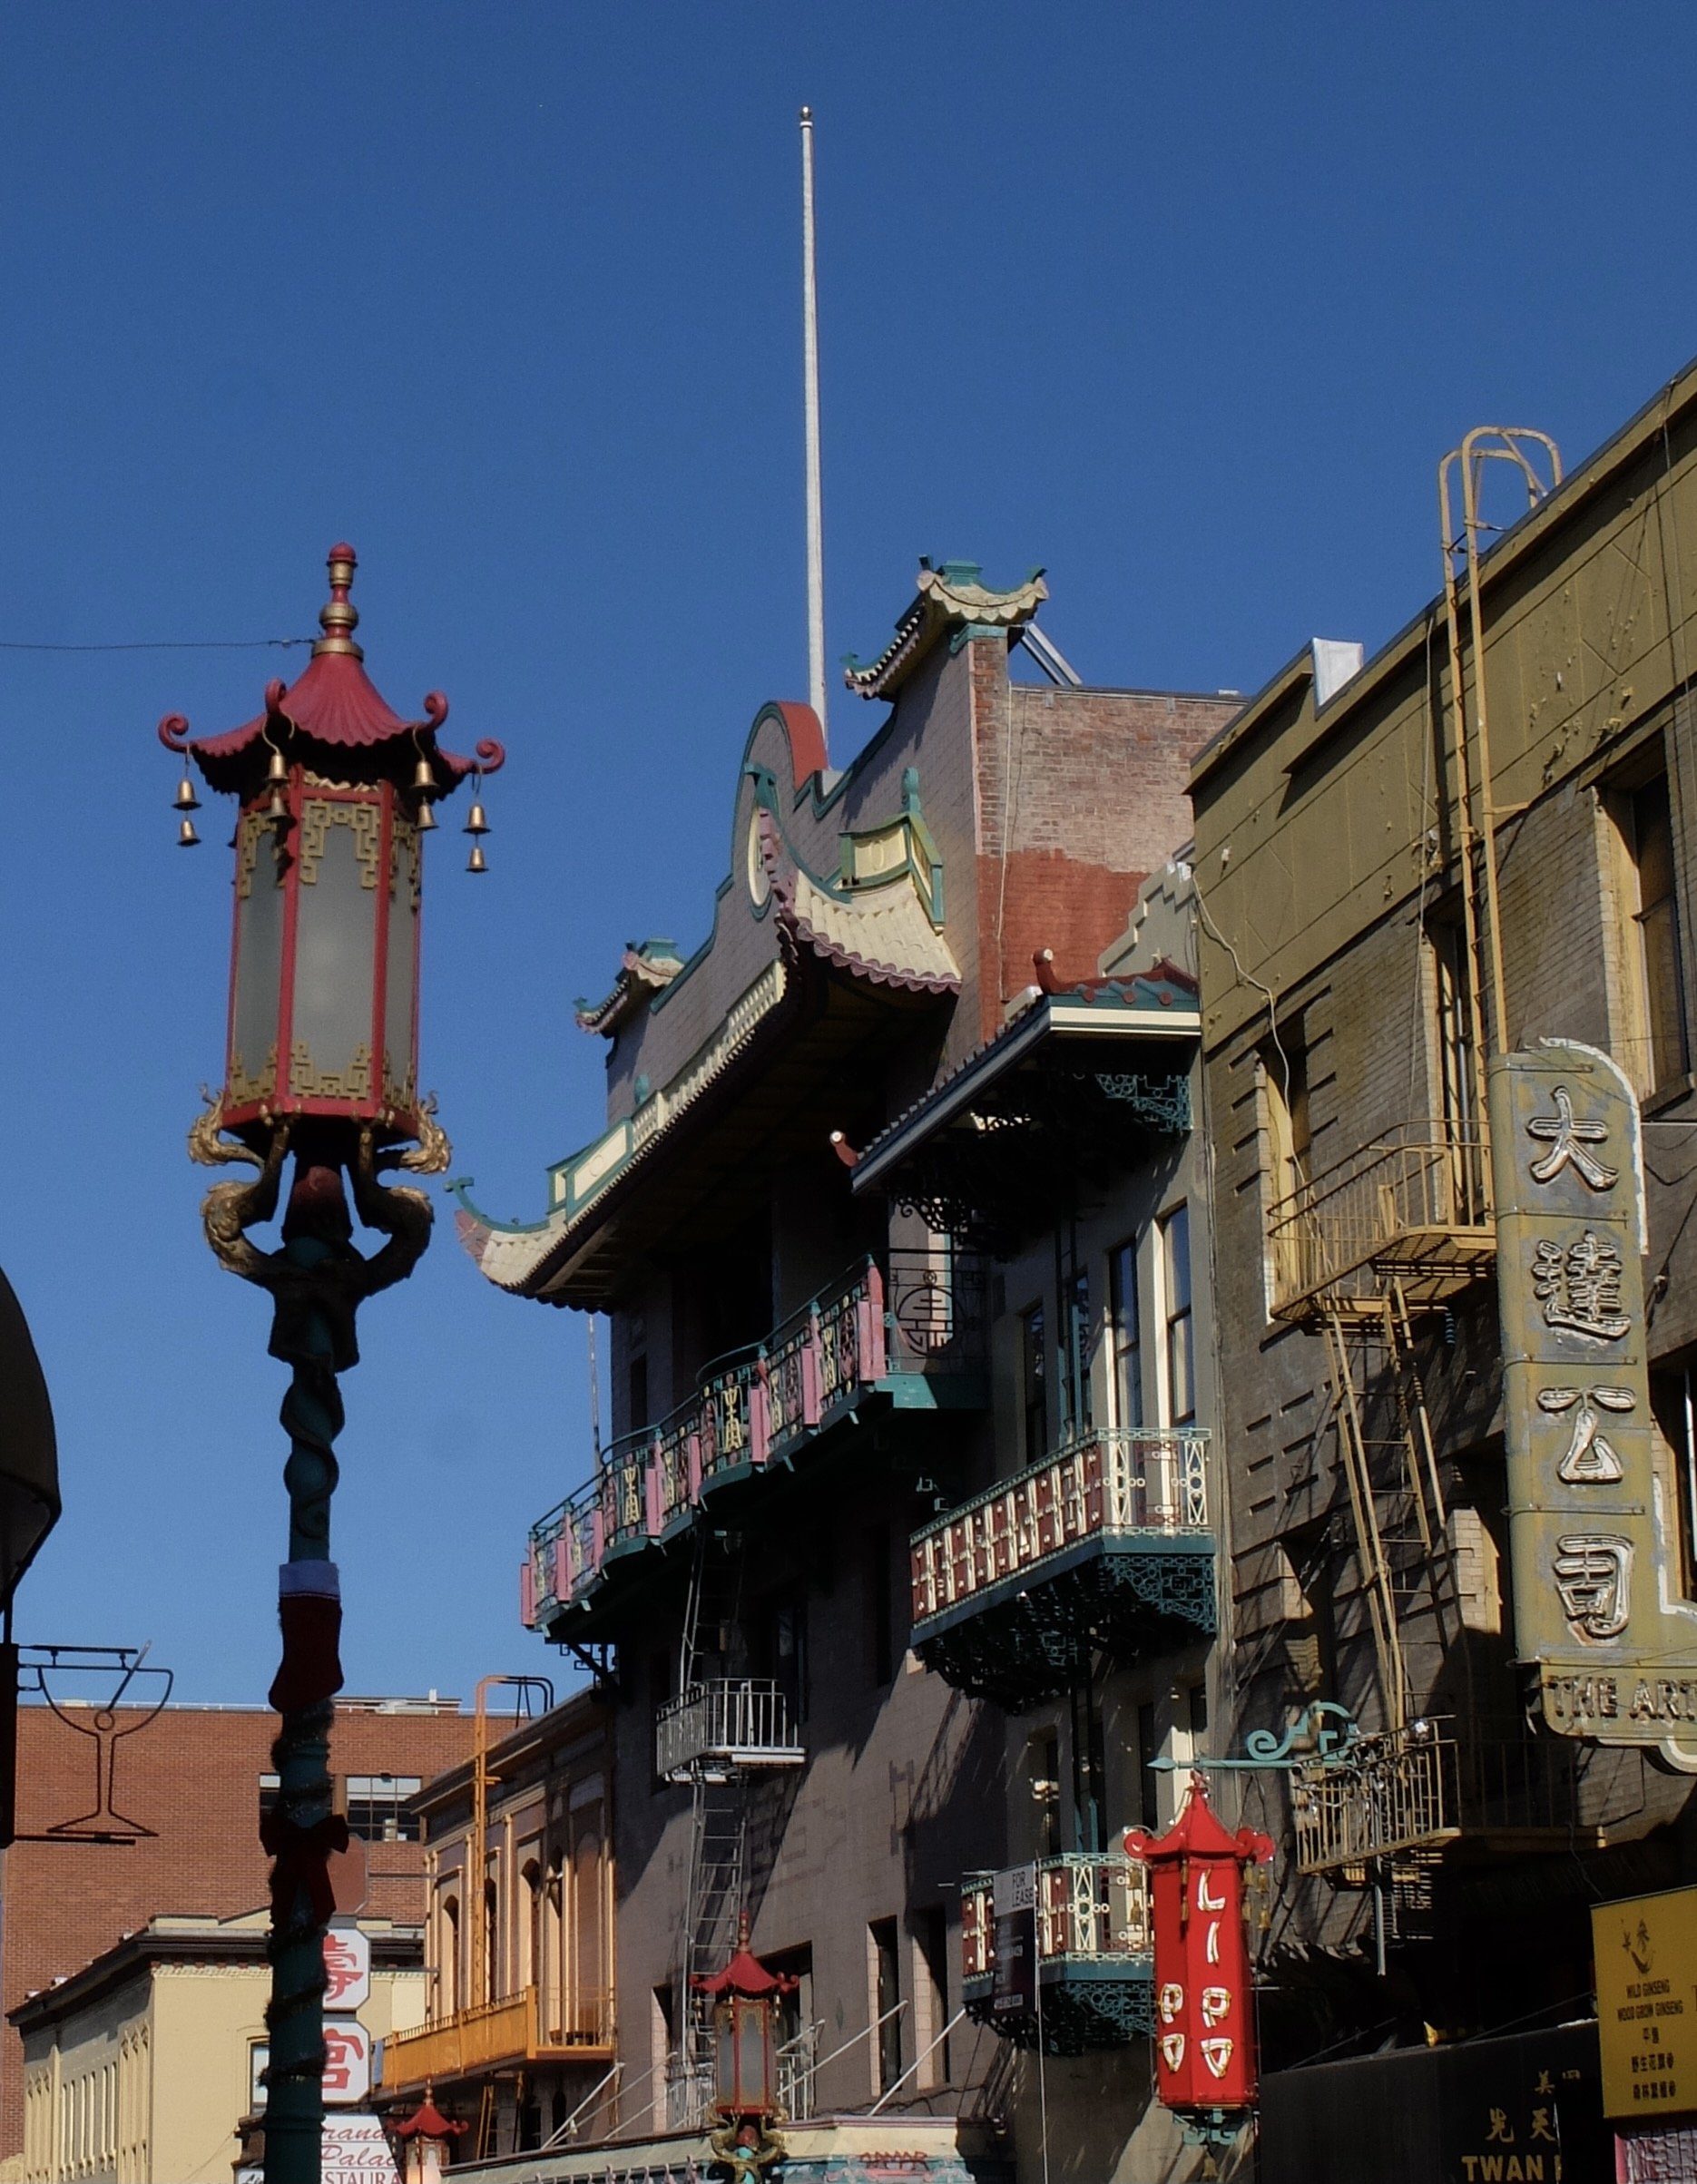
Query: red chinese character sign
1123 1776 1272 2112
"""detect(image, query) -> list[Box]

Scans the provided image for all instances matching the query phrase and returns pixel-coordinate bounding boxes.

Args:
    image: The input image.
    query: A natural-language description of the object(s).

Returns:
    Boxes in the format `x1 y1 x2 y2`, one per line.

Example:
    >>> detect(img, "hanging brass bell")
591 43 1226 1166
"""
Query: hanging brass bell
417 799 437 832
177 816 201 848
466 840 487 875
464 800 489 837
266 786 289 825
173 773 201 812
412 755 435 792
266 748 288 785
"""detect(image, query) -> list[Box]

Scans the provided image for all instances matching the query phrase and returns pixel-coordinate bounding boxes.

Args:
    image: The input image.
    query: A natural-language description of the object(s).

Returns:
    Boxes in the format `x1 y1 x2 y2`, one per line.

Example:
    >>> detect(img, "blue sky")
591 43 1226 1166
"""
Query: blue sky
7 4 1697 1703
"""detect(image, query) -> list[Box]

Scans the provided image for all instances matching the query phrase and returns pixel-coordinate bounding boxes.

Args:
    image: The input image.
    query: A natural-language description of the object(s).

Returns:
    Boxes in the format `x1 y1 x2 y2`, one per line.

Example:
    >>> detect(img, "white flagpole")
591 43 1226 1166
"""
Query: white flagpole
799 105 828 746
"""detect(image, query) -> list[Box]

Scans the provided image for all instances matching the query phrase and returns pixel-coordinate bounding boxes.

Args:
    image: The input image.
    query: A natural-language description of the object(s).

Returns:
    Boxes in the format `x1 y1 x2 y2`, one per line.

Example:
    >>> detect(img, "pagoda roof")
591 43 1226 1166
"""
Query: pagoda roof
575 941 686 1038
757 809 959 995
159 544 504 797
843 560 1048 703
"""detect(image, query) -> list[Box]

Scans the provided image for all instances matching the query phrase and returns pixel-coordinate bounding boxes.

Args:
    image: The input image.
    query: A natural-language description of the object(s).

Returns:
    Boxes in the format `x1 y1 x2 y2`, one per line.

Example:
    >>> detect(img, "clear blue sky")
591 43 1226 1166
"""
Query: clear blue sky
7 4 1696 1704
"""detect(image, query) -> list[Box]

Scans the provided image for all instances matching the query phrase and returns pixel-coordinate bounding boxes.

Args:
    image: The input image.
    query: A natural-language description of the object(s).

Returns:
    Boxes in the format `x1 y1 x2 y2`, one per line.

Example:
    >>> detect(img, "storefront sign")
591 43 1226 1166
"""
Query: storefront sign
322 2019 372 2106
991 1865 1036 2018
1125 1776 1272 2111
1489 1043 1697 1759
1594 1886 1697 2121
323 1925 371 2012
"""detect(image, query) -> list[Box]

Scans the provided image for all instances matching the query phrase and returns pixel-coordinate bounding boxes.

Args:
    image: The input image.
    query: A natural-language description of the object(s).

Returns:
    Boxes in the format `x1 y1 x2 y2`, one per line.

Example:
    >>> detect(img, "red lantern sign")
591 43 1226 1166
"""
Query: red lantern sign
1123 1775 1273 2112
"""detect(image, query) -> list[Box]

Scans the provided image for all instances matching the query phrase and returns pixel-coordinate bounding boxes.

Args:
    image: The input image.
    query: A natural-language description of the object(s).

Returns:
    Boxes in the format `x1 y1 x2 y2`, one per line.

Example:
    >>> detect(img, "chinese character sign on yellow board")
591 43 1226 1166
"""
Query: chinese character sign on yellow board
1489 1043 1697 1759
1594 1886 1697 2120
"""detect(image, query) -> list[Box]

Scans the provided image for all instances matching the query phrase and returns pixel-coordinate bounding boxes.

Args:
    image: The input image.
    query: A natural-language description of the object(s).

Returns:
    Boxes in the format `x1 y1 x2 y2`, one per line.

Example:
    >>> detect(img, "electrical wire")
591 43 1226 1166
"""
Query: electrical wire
1192 860 1291 1104
0 633 313 653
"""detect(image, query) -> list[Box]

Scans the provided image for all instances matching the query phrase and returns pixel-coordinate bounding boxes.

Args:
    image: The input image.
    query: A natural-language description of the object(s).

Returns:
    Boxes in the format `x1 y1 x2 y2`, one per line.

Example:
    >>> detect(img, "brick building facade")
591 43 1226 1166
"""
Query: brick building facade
3 1697 470 2160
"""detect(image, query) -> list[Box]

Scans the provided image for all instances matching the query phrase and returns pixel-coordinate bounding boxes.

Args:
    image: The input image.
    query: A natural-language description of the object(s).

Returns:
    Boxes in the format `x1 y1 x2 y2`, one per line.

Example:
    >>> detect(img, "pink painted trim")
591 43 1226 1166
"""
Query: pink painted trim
590 1505 606 1571
687 1431 702 1501
750 1367 771 1466
644 1452 662 1535
802 1319 822 1427
519 1557 536 1629
553 1535 573 1604
863 1262 887 1380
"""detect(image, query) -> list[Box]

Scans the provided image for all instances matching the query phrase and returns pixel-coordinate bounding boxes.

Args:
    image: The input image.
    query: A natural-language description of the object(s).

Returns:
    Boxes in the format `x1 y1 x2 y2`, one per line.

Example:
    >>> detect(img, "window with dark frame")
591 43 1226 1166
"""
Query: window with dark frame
1108 1241 1143 1428
1021 1303 1048 1461
1161 1206 1195 1425
916 1908 951 2085
343 1773 423 1844
1629 770 1690 1094
870 1917 902 2091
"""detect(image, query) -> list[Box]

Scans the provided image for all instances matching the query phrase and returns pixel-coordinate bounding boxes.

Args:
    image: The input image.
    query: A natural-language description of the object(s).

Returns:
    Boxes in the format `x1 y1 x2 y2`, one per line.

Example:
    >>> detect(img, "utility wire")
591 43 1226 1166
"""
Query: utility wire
0 634 314 653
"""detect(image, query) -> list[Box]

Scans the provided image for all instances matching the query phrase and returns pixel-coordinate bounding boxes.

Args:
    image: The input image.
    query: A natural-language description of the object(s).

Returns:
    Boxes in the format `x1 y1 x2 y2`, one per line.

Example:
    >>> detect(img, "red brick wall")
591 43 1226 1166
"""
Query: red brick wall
969 661 1233 1039
3 1703 472 2154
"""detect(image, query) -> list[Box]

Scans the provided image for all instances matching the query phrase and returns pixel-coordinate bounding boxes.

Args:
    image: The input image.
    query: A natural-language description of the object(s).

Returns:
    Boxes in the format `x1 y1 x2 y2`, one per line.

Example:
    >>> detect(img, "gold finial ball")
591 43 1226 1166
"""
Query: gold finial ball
799 105 811 122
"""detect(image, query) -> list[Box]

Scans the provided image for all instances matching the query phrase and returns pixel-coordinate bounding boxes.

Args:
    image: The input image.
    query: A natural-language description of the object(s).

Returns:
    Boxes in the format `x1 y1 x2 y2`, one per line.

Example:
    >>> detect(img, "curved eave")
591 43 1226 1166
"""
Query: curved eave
844 570 1049 703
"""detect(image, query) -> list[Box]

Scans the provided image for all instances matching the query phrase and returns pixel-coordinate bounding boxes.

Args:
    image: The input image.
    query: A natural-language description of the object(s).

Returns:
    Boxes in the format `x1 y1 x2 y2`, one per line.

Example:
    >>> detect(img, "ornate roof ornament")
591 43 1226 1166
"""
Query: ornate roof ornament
842 558 1049 703
574 940 686 1038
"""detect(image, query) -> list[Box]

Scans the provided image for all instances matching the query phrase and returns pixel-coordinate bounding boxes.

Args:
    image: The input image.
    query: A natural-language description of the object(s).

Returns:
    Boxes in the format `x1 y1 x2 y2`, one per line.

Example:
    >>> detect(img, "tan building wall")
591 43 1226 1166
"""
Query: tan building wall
14 1913 422 2184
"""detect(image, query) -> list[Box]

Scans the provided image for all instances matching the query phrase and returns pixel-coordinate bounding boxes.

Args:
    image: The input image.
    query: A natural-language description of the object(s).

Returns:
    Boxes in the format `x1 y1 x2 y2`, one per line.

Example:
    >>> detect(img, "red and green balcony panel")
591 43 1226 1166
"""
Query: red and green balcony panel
520 1253 989 1639
959 1852 1154 2054
908 1425 1216 1713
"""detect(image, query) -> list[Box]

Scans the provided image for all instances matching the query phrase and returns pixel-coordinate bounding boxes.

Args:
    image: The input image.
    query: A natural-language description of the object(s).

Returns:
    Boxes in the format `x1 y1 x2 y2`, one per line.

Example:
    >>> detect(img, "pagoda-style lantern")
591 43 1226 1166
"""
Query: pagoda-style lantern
159 544 503 1158
1124 1776 1274 2124
692 1915 798 2176
391 2089 467 2184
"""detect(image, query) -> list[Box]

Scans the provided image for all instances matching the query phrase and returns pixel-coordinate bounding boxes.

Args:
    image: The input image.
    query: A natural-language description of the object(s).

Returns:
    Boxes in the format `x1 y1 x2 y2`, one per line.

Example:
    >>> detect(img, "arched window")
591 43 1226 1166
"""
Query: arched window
441 1894 461 2016
521 1859 543 1996
484 1877 499 2003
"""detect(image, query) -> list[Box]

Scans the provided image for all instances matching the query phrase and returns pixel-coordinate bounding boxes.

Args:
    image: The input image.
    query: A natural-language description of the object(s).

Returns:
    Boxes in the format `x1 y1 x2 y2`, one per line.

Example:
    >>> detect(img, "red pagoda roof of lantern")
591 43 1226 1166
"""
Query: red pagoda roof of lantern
691 1915 799 2000
392 2094 466 2141
158 544 505 798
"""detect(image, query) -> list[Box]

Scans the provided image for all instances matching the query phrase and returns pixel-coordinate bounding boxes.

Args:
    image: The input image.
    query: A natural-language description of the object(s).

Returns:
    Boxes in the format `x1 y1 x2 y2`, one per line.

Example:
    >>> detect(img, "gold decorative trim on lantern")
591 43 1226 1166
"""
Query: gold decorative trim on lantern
301 770 361 793
227 1042 280 1106
289 1040 375 1102
298 800 382 889
390 821 422 911
235 813 275 903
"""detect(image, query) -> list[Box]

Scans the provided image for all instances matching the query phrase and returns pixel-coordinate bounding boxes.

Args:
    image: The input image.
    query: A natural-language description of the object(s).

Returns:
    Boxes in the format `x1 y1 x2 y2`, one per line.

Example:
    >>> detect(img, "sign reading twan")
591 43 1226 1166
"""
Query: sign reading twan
1490 1042 1697 1758
1594 1885 1697 2121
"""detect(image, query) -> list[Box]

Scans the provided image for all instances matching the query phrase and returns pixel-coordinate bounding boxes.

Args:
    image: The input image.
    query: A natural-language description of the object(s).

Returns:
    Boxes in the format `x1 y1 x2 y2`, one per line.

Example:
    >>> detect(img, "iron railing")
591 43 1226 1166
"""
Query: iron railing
524 1254 991 1630
654 1678 806 1780
910 1426 1210 1629
1265 1118 1493 1317
960 1853 1152 1988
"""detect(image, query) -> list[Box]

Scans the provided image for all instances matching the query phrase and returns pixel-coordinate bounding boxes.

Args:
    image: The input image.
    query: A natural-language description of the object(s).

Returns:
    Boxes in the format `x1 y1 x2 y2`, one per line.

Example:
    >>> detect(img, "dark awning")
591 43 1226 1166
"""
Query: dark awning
0 1265 59 1610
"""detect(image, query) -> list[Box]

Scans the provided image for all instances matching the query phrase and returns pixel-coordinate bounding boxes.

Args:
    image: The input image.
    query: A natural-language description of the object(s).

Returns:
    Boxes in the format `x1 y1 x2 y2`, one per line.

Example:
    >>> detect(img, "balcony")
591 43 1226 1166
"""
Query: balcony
524 1253 988 1640
655 1678 806 1782
960 1853 1153 2054
378 1985 614 2093
910 1427 1214 1711
1291 1718 1625 1875
1266 1119 1495 1323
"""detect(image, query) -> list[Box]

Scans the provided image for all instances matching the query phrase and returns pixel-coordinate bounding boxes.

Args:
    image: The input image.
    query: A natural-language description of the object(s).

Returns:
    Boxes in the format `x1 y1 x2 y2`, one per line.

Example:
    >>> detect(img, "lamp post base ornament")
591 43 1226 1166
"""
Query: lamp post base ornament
708 2118 786 2184
191 1103 442 2184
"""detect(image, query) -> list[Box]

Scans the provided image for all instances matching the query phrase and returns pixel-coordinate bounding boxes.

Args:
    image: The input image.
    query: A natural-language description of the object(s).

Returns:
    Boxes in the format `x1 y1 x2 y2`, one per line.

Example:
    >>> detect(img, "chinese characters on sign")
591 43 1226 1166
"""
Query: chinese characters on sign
323 1925 371 2013
1124 1776 1272 2113
322 2018 372 2107
1593 1885 1697 2122
1488 1044 1697 1753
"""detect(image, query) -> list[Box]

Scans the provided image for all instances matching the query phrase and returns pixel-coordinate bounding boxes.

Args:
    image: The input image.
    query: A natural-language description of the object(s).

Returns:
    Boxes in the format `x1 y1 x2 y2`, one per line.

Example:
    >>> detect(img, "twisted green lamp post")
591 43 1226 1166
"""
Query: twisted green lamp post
161 546 503 2184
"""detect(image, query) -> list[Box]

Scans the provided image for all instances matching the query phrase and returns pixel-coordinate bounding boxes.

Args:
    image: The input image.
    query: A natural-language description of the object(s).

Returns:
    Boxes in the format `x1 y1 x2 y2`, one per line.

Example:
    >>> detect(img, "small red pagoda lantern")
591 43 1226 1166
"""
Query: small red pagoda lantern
692 1915 798 2178
1124 1775 1273 2116
391 2088 467 2184
159 544 503 1157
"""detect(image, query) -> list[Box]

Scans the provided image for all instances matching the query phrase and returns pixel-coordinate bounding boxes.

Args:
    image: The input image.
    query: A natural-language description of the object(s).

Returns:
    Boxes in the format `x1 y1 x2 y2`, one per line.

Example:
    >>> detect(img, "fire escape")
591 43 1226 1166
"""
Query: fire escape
1260 429 1566 1877
661 1531 804 2127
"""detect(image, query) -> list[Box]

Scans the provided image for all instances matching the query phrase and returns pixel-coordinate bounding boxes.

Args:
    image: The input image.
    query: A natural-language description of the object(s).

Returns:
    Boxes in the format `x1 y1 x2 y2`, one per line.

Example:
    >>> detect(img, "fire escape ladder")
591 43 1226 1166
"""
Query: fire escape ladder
1322 1303 1408 1730
680 1527 745 1693
673 1768 750 2119
1382 1282 1463 1647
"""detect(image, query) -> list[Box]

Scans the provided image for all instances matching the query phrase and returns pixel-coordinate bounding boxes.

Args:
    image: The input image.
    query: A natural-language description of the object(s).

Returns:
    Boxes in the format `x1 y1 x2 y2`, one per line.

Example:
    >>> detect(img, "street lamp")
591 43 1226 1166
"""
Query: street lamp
159 546 504 2184
692 1915 798 2182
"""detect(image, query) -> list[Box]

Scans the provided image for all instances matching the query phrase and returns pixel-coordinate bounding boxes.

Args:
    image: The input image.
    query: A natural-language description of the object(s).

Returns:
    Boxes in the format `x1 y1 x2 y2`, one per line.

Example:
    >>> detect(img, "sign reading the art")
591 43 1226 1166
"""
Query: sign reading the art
1489 1043 1697 1758
323 1925 371 2012
1124 1776 1272 2112
1594 1885 1697 2122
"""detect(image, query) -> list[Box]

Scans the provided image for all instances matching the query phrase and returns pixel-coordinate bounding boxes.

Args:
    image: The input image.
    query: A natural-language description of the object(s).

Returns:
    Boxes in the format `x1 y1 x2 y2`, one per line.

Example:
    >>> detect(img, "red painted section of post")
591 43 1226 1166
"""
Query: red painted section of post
751 1364 771 1466
519 1556 535 1629
802 1314 821 1426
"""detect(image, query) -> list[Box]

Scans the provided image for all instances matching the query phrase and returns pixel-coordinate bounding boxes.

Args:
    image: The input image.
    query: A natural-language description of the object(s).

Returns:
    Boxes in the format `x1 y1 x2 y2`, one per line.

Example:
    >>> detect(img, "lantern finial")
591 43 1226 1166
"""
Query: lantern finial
315 542 363 661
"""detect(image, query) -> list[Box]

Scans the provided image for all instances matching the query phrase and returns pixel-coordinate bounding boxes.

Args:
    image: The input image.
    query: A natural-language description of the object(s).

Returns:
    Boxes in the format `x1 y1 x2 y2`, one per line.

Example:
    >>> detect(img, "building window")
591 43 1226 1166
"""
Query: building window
1108 1241 1143 1428
1059 1268 1093 1438
249 2042 270 2115
1160 1206 1195 1425
258 1772 280 1828
915 1909 951 2087
1263 1022 1311 1203
1628 771 1689 1094
441 1894 460 2015
1030 1729 1062 1856
869 1918 902 2093
1021 1303 1048 1461
344 1774 423 1843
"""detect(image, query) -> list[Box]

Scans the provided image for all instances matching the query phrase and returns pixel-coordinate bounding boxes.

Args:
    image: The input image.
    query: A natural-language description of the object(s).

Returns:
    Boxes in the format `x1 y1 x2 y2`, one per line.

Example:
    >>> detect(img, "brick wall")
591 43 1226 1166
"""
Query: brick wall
3 1702 472 2156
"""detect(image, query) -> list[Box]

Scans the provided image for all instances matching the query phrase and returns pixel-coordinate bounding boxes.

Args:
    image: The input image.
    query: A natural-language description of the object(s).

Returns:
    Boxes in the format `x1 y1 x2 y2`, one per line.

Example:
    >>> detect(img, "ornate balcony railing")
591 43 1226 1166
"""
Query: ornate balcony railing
910 1426 1210 1630
960 1853 1153 2053
655 1678 806 1781
523 1253 988 1632
1265 1118 1494 1320
378 1984 614 2090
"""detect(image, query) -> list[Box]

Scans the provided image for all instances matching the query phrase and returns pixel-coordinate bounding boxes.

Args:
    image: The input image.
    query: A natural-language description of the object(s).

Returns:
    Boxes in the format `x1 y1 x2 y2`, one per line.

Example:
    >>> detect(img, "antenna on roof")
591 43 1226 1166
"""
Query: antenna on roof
800 105 829 749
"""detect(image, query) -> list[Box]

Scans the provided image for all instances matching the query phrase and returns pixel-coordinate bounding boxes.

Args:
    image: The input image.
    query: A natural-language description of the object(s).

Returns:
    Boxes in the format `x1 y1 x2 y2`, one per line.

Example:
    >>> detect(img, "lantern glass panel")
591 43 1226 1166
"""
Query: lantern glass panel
231 812 286 1104
383 820 420 1110
291 799 380 1102
715 2005 737 2108
738 2002 771 2111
